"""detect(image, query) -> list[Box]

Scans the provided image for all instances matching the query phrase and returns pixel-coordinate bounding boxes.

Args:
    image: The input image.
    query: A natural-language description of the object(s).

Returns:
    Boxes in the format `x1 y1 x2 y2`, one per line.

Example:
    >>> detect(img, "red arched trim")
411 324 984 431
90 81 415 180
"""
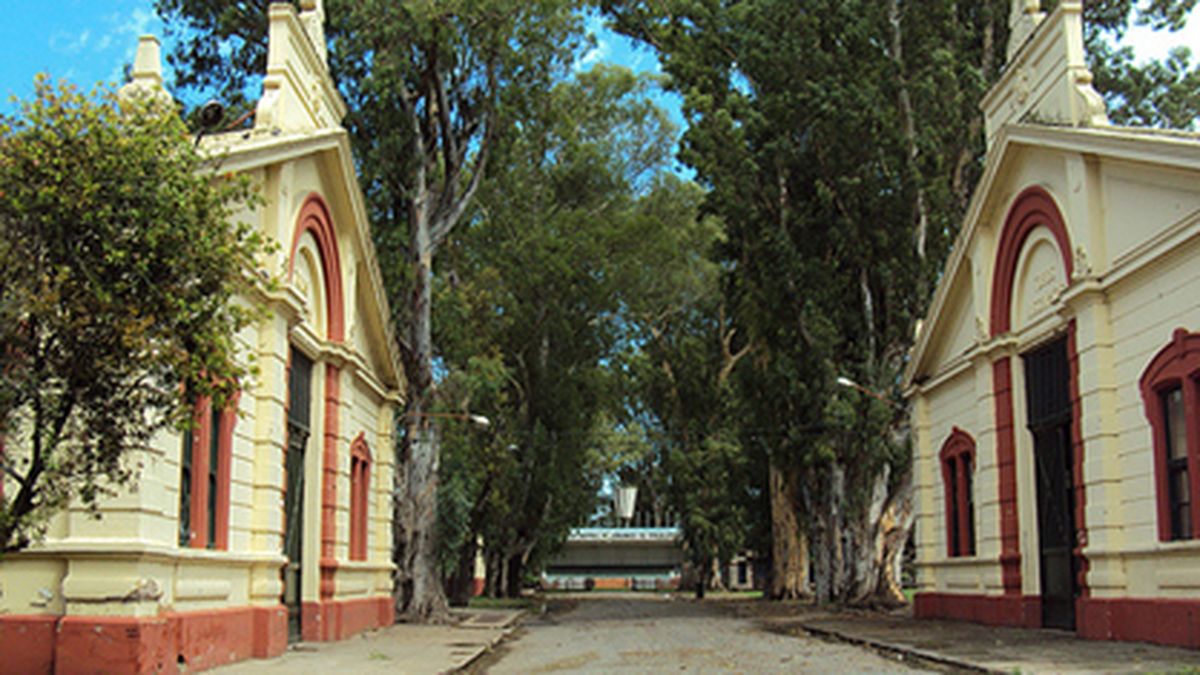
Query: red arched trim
990 186 1074 338
1139 328 1200 542
289 193 345 343
940 428 977 557
349 433 371 561
350 433 371 463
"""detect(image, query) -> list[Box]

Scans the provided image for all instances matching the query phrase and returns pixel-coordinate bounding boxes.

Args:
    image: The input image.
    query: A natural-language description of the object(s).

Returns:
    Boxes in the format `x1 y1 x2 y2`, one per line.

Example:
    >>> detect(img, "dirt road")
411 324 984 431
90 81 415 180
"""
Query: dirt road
476 594 933 673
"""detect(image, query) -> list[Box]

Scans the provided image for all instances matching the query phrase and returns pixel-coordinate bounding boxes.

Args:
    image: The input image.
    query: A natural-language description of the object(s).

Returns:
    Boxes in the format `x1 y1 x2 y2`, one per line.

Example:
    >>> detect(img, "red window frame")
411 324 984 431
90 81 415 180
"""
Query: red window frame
940 427 976 557
349 433 371 561
179 394 238 550
1140 328 1200 542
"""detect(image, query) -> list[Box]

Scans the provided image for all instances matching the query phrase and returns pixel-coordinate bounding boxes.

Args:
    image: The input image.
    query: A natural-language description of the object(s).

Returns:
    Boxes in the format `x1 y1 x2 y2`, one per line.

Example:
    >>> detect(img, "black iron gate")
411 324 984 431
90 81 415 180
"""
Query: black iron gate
284 349 312 642
1022 337 1077 631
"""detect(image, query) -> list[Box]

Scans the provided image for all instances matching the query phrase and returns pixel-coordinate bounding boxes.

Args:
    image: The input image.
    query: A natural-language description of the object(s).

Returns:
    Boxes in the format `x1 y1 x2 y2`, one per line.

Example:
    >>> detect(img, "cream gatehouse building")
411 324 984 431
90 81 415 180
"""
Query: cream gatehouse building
0 2 403 672
907 1 1200 649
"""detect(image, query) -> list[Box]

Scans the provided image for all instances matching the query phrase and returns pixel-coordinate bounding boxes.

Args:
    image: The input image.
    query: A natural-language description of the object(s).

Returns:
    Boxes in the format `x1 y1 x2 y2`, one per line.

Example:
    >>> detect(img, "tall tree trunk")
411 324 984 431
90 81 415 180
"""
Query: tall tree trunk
876 470 915 606
768 464 808 599
398 423 450 621
505 552 524 599
446 534 478 607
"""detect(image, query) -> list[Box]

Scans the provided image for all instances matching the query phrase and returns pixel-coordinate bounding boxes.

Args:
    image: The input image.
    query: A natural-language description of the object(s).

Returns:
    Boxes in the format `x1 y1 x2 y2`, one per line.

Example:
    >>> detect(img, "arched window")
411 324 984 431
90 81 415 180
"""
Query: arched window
941 428 976 557
1140 329 1200 542
179 395 237 550
349 434 371 561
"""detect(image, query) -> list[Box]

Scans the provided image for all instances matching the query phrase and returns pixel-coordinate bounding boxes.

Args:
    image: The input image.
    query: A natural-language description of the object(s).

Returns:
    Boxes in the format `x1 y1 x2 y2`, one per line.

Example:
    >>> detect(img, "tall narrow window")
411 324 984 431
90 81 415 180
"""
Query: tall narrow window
940 428 976 557
178 424 194 547
178 396 237 550
349 434 371 561
1162 387 1191 539
1140 329 1200 542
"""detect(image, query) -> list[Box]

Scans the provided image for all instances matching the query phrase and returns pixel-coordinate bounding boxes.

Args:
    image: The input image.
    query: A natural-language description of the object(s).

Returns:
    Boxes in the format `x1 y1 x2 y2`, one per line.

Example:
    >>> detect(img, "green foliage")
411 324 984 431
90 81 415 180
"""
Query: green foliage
0 77 269 553
432 65 683 591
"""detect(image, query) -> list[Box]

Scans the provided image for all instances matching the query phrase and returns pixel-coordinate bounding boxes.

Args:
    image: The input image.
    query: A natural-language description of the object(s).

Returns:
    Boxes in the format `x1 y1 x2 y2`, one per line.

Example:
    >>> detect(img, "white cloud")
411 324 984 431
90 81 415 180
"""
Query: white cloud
576 36 612 71
1121 9 1200 63
49 29 91 55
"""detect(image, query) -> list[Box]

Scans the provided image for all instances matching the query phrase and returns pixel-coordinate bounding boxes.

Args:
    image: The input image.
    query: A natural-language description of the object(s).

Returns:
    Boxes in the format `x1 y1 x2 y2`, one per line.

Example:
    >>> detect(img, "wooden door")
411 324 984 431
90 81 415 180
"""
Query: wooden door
1023 337 1077 630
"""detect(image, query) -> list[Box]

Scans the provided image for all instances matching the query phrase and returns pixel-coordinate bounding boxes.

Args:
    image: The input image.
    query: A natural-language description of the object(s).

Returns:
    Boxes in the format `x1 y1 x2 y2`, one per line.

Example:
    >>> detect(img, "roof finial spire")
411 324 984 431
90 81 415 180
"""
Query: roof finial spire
299 0 327 63
1009 0 1046 60
119 35 173 109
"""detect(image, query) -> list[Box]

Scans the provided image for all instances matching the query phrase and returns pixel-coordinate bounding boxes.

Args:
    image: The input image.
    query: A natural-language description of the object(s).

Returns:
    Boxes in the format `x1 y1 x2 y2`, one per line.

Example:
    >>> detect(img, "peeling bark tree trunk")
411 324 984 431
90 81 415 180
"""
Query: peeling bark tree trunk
768 464 808 599
397 423 450 622
876 470 915 605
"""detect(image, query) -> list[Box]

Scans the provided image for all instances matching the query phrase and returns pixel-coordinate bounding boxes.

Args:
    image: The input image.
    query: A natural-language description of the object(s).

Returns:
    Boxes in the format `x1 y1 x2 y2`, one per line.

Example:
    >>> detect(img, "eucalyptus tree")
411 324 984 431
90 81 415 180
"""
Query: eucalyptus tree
604 0 1200 605
432 65 679 597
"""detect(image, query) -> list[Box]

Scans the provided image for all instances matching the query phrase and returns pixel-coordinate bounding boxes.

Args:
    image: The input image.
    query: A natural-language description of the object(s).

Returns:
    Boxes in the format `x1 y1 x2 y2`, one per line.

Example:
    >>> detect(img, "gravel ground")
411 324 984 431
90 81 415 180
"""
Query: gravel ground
475 594 934 674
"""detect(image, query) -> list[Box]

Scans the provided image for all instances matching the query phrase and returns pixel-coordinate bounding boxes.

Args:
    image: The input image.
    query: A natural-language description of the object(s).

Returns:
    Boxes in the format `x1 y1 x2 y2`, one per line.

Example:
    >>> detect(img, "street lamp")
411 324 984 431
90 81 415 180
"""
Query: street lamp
836 376 904 410
407 411 491 427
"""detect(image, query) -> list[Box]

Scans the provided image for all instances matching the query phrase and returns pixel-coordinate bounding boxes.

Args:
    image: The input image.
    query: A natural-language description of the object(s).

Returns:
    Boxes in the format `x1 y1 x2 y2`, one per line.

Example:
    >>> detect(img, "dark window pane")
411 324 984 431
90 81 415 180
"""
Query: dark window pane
947 457 959 556
1163 387 1187 461
179 428 193 547
208 407 221 548
964 454 975 556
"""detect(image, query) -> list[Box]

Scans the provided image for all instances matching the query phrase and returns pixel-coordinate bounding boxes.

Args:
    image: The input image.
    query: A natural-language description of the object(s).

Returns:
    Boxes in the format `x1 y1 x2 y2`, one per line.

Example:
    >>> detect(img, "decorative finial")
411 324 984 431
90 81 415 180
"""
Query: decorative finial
119 35 173 108
1008 0 1046 60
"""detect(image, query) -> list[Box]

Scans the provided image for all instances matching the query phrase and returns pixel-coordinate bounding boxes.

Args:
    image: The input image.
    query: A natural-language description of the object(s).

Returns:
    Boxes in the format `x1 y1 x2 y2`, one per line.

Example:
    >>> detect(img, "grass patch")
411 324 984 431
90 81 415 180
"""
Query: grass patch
902 588 916 604
467 596 537 610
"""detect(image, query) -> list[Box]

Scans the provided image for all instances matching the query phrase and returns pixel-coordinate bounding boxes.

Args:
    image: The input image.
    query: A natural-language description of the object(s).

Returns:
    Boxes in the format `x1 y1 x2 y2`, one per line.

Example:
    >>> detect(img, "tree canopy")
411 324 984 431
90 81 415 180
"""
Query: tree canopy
0 78 269 553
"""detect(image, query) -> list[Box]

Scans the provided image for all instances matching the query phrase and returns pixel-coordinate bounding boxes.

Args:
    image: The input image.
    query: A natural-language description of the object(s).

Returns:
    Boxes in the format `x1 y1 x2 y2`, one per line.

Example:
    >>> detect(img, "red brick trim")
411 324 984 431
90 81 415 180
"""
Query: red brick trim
917 593 1200 649
0 614 56 674
1078 596 1200 648
321 363 341 593
52 606 271 674
989 186 1074 337
992 357 1022 593
288 193 345 343
0 599 389 674
914 592 1041 628
349 433 371 561
988 187 1088 600
1139 328 1200 542
301 596 392 643
940 428 977 557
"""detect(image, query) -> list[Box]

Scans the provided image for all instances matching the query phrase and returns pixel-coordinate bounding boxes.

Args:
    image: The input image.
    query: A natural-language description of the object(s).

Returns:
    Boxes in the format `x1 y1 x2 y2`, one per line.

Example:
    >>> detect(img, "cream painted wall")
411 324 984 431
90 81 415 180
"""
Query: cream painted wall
911 136 1200 604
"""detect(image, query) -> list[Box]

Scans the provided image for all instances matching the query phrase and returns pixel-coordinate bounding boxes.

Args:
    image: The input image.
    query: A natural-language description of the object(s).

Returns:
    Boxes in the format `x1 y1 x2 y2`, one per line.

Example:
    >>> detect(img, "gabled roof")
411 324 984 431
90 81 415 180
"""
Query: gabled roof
904 121 1200 389
205 127 406 395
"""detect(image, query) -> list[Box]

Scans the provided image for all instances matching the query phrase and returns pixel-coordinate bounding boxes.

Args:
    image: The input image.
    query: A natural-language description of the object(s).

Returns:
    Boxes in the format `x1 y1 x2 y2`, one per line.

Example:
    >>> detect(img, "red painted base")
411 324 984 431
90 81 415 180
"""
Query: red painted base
0 615 57 674
304 596 393 642
914 592 1041 628
0 597 391 674
1078 597 1200 649
916 592 1200 649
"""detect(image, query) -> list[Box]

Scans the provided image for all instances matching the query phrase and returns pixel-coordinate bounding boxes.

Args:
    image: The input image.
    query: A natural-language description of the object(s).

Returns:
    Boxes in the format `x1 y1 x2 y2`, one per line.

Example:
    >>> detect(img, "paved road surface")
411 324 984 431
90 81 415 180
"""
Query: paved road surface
477 595 933 674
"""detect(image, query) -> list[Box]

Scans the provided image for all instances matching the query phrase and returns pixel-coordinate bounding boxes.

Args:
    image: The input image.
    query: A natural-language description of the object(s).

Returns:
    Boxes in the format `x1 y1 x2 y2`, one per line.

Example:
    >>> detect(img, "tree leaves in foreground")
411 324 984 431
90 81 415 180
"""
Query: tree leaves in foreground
0 78 269 554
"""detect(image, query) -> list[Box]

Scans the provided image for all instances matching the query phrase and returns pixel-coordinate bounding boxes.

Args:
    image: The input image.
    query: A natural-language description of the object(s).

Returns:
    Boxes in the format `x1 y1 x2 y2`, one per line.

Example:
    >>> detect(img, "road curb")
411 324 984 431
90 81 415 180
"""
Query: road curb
794 621 1001 674
452 610 526 673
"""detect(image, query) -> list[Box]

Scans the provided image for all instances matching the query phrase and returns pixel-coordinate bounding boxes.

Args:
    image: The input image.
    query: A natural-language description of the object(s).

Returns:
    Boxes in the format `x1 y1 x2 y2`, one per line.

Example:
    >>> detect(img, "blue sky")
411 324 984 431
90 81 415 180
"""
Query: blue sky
0 4 1196 117
1 1 161 103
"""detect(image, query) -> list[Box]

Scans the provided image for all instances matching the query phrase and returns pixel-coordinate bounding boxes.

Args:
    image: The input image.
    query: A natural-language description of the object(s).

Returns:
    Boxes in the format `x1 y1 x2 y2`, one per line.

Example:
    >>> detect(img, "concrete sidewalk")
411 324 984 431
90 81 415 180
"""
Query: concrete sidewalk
742 603 1200 673
212 608 523 674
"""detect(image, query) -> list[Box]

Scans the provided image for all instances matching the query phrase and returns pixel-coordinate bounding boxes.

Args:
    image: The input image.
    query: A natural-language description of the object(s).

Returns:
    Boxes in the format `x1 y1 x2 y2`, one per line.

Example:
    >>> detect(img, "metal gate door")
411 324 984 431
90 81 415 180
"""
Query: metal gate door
1022 337 1077 630
284 349 312 642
